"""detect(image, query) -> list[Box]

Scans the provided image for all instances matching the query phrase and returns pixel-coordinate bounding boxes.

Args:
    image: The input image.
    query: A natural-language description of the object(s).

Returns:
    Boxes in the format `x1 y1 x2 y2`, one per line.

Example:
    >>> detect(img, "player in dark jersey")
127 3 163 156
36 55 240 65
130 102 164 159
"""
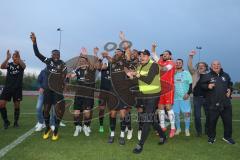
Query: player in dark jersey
30 32 67 141
68 48 98 137
0 50 26 129
107 32 140 144
107 48 129 145
123 48 140 140
97 51 112 133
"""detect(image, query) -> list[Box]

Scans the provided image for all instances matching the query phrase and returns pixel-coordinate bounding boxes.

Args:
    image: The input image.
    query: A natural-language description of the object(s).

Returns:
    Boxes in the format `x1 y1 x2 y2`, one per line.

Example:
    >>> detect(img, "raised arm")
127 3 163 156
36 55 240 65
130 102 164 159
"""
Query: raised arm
80 47 96 70
119 31 132 61
1 50 11 69
92 47 102 69
151 43 159 62
119 31 127 41
188 50 196 75
30 32 47 62
102 51 112 63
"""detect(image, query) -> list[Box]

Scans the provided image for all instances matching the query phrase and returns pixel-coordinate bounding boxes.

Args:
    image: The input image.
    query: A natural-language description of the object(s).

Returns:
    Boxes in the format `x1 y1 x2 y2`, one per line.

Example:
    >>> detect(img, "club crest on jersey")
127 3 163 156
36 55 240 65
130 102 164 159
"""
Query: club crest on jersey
221 76 226 81
51 69 57 73
210 78 216 83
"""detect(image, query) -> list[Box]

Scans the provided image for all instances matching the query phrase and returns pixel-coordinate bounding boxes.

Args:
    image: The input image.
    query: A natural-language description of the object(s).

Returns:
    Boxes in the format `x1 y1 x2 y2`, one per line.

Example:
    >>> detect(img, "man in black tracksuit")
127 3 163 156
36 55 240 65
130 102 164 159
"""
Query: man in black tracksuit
200 60 235 144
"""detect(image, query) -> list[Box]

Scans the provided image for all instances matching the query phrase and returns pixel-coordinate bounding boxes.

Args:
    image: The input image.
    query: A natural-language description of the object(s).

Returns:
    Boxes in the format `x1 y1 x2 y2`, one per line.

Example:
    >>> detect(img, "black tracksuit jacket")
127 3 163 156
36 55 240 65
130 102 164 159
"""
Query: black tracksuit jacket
200 69 232 110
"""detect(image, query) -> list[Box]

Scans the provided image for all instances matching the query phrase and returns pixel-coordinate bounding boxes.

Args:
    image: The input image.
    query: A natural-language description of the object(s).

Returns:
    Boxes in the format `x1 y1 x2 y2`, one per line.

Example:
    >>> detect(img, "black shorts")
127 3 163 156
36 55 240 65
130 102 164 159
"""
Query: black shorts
110 98 128 111
73 96 94 111
44 88 64 106
0 87 22 102
135 98 144 109
98 88 126 111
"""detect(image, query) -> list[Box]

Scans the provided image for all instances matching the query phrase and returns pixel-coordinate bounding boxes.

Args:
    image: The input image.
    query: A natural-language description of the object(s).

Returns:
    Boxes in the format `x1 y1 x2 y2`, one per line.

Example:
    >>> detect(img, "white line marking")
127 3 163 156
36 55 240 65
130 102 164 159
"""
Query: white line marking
0 127 35 158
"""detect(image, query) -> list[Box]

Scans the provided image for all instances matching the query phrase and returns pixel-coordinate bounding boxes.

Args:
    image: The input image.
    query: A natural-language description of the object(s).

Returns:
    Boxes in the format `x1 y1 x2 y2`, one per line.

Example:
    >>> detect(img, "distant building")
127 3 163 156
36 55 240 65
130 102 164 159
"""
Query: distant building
232 90 240 95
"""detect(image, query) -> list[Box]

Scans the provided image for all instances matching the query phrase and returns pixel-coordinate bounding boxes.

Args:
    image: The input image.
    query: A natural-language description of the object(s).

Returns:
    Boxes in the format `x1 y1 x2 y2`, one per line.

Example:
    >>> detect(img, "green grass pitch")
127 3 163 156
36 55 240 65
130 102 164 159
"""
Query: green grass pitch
0 96 239 160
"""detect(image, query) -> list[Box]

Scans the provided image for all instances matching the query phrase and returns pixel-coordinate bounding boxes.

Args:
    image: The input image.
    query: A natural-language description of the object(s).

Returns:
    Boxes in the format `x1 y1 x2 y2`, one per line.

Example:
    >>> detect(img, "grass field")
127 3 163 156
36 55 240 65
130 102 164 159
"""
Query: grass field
0 96 239 160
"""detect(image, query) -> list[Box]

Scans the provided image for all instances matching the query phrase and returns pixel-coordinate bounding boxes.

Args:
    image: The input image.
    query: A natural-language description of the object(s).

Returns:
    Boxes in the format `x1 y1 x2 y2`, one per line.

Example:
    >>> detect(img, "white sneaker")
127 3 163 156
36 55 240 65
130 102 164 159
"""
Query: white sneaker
87 126 91 133
125 127 128 132
127 129 133 140
50 125 55 132
175 129 181 135
60 122 66 127
73 126 82 137
35 122 40 128
185 129 190 137
83 125 90 137
35 123 44 132
138 130 142 141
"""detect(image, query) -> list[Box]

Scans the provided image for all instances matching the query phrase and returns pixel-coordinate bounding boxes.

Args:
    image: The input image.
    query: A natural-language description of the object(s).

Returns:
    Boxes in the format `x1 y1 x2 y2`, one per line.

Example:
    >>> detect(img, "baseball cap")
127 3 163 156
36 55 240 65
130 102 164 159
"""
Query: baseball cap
138 49 150 56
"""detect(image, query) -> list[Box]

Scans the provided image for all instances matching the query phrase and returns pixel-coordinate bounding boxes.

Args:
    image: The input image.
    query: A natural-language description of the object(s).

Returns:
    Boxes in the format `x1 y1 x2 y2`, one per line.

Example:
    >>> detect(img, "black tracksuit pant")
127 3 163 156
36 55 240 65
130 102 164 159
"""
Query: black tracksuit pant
139 97 165 146
208 105 232 139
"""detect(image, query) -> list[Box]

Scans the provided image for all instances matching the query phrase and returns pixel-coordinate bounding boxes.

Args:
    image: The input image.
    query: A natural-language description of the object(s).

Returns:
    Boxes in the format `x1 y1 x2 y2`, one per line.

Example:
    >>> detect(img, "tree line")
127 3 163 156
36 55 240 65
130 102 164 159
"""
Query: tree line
0 70 239 91
0 71 38 90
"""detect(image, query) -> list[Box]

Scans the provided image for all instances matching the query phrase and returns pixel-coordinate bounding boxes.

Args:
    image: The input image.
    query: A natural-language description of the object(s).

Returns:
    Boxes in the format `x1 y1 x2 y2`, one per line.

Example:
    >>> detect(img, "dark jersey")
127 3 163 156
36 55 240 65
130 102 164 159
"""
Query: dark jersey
74 67 96 85
5 62 24 89
100 61 111 91
126 58 139 71
33 44 67 75
74 67 96 100
33 44 67 90
110 55 138 106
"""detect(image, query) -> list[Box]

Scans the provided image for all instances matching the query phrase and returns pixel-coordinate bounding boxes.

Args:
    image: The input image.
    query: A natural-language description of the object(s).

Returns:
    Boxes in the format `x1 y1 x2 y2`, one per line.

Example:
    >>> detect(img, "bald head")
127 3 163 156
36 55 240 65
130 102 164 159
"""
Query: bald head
211 60 222 74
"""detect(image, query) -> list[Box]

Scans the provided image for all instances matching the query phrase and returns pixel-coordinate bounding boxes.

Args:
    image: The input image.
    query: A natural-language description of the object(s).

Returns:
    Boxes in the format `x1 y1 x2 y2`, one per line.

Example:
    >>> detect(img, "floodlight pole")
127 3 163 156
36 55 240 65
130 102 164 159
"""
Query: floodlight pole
57 28 63 51
196 46 202 62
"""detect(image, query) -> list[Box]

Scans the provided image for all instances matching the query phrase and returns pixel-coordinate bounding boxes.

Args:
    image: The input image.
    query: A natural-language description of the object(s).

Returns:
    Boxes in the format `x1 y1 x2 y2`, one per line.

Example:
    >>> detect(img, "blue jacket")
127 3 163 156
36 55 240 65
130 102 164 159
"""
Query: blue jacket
37 69 48 89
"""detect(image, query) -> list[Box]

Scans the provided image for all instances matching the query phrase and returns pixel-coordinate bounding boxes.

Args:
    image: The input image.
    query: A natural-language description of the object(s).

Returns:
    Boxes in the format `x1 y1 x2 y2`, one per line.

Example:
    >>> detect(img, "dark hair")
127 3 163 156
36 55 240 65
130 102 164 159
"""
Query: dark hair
176 58 183 63
79 56 88 62
115 48 124 53
13 50 20 57
52 49 60 54
132 49 138 53
138 49 150 56
196 62 209 71
163 50 172 55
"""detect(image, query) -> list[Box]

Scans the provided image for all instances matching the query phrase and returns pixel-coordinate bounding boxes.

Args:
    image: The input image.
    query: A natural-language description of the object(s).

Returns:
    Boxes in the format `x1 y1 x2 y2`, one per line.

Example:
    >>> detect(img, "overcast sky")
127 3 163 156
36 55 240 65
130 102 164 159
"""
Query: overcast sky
0 0 239 82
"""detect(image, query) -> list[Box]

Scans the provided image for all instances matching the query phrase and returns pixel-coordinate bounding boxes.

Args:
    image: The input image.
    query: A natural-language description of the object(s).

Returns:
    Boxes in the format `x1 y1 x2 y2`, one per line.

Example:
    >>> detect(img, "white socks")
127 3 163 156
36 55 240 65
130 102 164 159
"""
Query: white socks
167 109 175 129
110 131 125 138
120 131 125 138
110 131 115 137
158 109 166 128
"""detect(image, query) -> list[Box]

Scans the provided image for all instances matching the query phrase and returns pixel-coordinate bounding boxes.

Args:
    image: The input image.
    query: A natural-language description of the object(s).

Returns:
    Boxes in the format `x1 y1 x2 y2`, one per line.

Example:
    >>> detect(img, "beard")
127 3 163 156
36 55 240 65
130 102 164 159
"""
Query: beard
163 57 170 61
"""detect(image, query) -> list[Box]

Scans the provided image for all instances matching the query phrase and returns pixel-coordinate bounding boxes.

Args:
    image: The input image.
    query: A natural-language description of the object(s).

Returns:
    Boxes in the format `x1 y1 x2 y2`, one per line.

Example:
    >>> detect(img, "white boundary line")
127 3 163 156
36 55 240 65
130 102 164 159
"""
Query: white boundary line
0 116 239 158
0 127 35 159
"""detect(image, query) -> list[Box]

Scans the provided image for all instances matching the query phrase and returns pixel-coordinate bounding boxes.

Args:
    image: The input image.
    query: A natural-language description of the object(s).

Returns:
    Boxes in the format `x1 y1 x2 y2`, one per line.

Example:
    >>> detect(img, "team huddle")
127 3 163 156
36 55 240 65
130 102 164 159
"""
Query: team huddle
0 31 235 154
